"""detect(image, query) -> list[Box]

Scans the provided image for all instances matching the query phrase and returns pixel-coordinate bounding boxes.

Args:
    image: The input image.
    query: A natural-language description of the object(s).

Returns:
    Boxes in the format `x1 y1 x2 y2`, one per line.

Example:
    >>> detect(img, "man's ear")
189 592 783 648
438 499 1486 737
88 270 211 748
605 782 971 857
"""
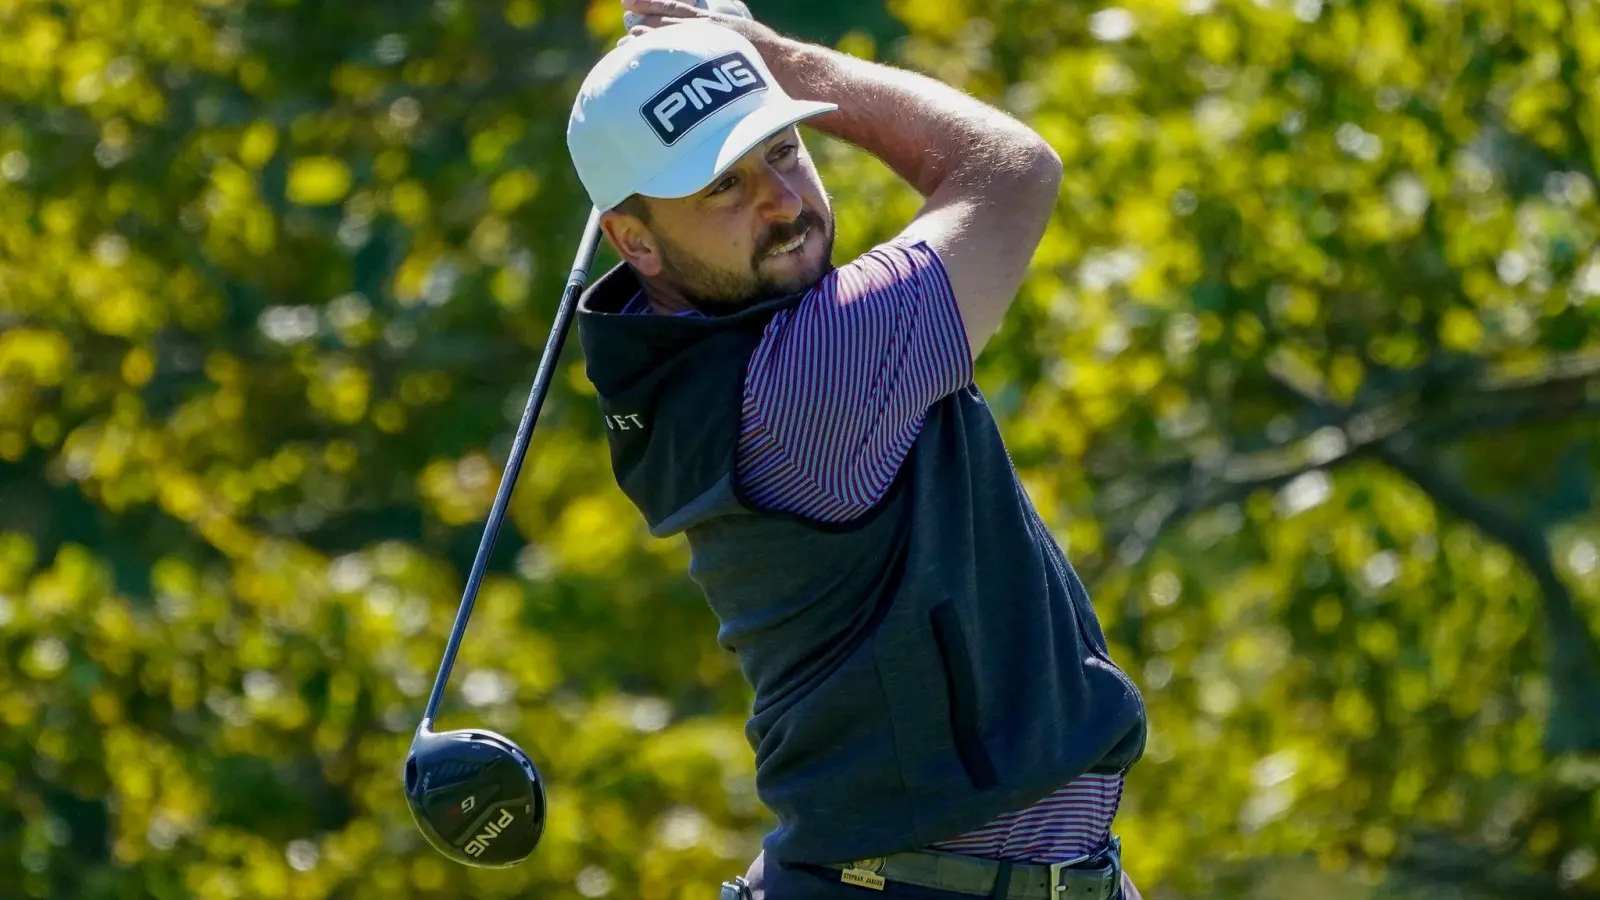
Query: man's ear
600 210 664 278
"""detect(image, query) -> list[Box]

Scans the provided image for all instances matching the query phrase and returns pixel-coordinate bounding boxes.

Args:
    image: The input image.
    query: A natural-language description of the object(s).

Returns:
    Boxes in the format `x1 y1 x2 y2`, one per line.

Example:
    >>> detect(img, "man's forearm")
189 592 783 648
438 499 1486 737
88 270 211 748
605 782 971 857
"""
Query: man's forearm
756 36 1053 198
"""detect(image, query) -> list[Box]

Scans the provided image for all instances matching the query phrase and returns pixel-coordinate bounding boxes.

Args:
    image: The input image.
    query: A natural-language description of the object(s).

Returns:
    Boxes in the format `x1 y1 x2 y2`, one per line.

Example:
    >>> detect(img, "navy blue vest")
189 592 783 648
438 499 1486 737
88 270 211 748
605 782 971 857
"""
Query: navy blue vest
576 265 1146 865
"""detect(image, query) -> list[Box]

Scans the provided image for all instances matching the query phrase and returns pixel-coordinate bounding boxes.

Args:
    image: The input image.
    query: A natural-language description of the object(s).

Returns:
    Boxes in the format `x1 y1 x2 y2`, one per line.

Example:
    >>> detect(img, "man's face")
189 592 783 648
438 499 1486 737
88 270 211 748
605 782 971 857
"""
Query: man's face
606 127 835 310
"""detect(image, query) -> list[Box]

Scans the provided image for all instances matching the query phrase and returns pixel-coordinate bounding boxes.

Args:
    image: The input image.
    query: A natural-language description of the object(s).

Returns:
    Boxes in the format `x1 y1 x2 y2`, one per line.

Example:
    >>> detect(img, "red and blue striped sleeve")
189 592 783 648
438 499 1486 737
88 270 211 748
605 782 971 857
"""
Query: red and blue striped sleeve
736 238 974 522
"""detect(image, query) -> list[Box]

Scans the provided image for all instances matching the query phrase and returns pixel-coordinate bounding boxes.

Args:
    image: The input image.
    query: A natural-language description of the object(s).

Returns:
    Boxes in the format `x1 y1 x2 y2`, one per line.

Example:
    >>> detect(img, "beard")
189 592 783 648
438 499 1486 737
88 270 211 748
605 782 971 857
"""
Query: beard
655 207 835 313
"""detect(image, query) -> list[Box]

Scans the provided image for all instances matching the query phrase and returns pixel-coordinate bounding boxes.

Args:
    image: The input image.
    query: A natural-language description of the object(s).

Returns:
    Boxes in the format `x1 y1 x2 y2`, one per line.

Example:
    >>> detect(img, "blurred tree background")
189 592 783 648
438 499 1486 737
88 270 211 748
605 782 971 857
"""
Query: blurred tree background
2 0 1599 897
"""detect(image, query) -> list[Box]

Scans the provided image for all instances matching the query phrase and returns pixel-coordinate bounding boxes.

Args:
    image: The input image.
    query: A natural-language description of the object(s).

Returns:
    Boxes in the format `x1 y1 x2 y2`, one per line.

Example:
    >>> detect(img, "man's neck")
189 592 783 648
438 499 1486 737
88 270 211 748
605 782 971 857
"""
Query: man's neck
637 276 698 316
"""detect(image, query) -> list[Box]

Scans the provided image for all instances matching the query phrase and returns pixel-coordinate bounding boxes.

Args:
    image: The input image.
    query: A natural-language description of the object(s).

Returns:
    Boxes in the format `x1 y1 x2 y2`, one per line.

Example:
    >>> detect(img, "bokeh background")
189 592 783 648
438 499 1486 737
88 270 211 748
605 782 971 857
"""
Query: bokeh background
2 0 1599 897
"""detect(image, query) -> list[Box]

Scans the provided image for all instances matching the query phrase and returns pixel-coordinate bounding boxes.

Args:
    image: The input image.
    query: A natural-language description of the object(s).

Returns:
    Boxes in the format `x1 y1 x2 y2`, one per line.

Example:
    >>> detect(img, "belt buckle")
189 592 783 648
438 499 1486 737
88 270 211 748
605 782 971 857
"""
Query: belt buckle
1047 837 1121 898
1047 860 1092 896
1047 857 1093 896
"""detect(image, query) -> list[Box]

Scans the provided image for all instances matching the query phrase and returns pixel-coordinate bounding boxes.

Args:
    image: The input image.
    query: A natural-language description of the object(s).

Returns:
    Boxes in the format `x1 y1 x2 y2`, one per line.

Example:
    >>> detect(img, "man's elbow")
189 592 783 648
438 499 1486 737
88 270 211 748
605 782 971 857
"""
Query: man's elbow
995 132 1062 198
998 136 1061 219
1025 137 1064 191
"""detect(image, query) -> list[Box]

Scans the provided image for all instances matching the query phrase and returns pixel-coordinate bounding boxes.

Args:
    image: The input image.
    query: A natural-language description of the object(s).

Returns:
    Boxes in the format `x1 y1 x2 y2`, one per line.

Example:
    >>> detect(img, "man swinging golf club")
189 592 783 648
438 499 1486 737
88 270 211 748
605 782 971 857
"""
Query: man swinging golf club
568 2 1148 897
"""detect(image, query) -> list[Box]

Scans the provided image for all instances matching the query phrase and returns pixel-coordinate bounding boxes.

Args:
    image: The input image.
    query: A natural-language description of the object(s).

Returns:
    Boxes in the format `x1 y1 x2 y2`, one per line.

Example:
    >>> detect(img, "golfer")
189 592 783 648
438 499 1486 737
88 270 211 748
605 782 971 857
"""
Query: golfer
568 2 1147 897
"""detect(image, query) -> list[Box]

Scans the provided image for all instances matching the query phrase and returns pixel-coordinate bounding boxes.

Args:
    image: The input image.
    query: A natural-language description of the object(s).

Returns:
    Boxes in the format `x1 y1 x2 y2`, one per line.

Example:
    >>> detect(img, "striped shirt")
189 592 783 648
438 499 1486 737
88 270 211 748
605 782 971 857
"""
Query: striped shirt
625 238 1122 864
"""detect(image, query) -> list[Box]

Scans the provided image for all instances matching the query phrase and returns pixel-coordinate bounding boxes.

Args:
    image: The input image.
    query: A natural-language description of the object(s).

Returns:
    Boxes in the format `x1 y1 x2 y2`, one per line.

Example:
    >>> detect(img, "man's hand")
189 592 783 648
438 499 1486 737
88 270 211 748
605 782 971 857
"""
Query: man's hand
622 0 751 28
618 0 775 48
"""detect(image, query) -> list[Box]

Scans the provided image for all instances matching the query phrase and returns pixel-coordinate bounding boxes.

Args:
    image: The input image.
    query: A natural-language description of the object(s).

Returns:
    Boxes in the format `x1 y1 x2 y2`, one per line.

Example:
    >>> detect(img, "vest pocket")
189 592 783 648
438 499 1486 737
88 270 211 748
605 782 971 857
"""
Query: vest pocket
929 603 999 790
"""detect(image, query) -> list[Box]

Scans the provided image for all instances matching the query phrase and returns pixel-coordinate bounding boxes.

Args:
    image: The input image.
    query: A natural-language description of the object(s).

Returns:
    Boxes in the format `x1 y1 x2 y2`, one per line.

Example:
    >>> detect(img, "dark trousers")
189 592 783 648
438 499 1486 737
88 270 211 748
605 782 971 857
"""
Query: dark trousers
733 852 1134 900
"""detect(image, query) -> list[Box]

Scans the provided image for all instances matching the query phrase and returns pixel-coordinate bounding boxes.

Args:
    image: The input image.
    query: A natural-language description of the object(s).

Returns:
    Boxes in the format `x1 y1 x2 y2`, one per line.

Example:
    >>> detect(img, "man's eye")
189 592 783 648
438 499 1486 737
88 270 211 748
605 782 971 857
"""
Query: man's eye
771 144 797 161
708 175 738 196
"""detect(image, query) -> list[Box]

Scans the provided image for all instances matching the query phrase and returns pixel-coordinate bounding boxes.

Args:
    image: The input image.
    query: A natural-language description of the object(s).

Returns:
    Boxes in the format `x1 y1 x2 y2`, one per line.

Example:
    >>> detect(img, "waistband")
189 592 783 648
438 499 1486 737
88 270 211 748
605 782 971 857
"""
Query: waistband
816 836 1123 900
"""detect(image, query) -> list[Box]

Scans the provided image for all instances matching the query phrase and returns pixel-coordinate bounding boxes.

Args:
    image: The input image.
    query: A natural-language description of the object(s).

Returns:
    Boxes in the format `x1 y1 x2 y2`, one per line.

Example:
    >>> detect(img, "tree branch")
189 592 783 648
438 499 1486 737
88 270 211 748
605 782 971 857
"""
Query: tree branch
1094 360 1600 754
1384 831 1600 899
1373 440 1600 755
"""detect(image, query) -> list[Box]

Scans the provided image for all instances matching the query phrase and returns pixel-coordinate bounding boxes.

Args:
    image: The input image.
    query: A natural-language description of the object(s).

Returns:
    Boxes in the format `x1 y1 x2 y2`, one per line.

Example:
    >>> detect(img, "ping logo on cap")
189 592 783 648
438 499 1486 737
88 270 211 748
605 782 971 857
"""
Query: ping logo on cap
641 52 766 146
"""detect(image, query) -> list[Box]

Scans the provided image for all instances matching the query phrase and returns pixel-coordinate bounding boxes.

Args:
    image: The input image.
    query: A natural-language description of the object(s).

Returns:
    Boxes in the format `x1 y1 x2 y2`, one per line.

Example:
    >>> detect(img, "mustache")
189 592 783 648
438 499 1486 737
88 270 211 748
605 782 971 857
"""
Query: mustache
755 210 826 259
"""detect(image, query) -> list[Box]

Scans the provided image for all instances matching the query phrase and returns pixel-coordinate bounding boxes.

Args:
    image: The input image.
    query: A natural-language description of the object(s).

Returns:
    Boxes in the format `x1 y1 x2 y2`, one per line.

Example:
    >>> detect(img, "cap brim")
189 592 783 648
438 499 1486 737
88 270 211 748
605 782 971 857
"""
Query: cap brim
632 98 838 202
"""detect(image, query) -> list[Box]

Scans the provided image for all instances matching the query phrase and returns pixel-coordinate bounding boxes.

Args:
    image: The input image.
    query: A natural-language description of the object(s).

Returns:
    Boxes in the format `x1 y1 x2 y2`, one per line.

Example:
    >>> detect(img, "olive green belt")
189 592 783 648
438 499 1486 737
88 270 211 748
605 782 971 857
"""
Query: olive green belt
817 837 1123 900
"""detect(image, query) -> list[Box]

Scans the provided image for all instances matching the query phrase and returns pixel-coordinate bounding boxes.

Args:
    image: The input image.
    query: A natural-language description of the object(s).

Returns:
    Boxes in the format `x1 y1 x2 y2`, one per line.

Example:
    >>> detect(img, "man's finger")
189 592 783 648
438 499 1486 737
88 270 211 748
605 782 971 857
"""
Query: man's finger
622 14 689 30
620 0 704 17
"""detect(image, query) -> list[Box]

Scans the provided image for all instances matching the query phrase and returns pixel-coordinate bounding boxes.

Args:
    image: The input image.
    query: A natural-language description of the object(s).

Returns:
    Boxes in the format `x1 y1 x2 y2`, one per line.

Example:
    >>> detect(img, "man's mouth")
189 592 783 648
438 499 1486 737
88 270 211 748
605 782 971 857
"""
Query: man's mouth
767 229 808 258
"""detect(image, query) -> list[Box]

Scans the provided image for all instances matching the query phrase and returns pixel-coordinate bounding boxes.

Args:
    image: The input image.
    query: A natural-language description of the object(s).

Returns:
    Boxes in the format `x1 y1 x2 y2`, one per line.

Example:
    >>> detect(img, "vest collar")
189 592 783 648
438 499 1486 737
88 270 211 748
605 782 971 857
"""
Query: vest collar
576 262 806 395
579 263 805 323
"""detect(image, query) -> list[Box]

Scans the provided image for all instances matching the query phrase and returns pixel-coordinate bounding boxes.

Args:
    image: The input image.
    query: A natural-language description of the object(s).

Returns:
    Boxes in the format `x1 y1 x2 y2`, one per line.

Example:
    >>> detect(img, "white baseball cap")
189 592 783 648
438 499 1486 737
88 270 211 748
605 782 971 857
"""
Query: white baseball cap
566 20 837 212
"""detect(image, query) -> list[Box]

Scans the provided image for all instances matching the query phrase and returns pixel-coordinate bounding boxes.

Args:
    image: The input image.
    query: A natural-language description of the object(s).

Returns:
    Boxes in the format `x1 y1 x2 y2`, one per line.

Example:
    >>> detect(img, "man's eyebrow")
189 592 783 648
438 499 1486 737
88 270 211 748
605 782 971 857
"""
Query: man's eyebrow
697 131 800 197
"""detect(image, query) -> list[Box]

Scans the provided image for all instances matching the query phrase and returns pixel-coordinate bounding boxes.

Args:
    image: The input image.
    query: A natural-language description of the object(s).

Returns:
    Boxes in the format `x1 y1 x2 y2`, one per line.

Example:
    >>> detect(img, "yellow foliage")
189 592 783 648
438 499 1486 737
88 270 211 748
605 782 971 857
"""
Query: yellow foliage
389 179 430 227
1439 307 1485 351
0 0 1595 896
490 168 541 213
287 156 353 205
238 121 279 168
0 328 72 385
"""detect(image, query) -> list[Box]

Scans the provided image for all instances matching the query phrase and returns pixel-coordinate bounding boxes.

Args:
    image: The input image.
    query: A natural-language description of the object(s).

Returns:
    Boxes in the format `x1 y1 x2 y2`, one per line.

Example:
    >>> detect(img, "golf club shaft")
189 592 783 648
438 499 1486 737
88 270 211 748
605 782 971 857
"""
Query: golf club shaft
419 207 605 730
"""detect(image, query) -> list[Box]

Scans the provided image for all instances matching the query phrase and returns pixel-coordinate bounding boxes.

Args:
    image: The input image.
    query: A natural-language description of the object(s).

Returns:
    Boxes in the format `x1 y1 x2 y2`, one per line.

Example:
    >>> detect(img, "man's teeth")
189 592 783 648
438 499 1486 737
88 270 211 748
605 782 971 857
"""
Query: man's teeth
771 231 806 255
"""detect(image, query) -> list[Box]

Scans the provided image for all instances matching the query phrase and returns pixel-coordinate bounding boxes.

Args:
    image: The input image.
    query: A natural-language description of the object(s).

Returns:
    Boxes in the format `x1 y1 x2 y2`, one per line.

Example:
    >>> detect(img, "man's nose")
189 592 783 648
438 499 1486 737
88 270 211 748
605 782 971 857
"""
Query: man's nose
754 167 803 222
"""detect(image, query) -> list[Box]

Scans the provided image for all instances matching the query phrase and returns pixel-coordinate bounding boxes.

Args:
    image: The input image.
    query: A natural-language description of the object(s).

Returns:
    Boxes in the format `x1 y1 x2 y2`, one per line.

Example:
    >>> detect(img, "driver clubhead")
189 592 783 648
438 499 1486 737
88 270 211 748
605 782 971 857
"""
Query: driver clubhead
404 726 547 867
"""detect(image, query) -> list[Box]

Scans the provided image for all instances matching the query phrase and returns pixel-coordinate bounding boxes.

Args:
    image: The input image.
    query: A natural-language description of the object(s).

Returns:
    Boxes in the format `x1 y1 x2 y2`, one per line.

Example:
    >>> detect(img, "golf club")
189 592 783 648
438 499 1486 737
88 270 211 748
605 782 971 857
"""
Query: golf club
403 206 604 868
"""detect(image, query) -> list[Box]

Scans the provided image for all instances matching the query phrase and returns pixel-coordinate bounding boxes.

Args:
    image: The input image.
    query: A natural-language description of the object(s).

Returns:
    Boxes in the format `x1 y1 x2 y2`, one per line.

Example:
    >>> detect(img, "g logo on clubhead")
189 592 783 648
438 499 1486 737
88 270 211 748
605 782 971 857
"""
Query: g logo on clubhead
461 796 476 814
463 808 517 858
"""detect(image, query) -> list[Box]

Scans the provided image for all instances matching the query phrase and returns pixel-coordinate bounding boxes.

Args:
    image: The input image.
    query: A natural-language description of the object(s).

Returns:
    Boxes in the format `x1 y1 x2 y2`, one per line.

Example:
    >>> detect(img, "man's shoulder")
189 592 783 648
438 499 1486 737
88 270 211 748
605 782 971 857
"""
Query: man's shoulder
792 237 951 309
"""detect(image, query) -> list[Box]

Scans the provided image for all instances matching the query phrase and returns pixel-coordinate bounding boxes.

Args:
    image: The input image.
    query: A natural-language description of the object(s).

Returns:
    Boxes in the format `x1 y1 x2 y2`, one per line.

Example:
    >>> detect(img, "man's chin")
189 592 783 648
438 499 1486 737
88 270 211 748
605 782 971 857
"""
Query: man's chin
761 248 832 295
